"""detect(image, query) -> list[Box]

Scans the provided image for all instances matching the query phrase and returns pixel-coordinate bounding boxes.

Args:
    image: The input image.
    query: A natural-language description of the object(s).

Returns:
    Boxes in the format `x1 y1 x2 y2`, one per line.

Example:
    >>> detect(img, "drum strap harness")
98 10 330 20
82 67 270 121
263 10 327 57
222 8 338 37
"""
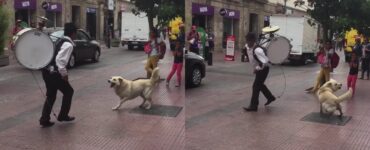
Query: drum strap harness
253 45 287 99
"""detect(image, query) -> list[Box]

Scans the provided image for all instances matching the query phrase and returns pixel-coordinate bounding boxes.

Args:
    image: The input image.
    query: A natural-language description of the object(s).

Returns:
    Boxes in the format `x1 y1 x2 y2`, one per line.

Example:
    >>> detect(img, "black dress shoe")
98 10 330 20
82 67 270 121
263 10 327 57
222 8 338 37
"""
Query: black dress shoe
243 107 258 112
40 121 55 128
265 97 276 106
57 116 75 122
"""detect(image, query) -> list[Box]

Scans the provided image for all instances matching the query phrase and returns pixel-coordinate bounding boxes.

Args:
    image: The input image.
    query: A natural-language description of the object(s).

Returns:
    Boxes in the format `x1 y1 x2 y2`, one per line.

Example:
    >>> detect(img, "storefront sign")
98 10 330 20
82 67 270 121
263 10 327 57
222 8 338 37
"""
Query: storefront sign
87 8 97 14
14 0 36 10
192 3 214 16
225 35 235 61
220 8 240 19
46 2 62 12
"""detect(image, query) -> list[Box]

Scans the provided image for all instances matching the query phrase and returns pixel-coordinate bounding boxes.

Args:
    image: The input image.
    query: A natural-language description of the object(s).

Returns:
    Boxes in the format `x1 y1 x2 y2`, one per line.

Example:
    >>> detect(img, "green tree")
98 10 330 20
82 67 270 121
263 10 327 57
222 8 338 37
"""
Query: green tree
296 0 370 39
0 5 10 55
131 0 184 29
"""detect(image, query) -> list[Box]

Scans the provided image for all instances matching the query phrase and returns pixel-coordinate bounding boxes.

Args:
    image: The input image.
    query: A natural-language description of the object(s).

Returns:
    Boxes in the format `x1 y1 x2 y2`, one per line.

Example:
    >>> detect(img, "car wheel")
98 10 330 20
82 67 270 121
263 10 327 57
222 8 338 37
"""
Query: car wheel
92 49 100 62
128 44 133 50
190 66 202 87
68 54 76 68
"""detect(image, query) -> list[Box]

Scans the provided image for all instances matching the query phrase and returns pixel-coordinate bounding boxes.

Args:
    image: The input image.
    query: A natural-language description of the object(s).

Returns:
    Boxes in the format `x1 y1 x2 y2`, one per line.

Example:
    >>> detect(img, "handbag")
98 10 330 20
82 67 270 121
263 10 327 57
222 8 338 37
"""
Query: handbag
317 53 326 65
144 42 151 54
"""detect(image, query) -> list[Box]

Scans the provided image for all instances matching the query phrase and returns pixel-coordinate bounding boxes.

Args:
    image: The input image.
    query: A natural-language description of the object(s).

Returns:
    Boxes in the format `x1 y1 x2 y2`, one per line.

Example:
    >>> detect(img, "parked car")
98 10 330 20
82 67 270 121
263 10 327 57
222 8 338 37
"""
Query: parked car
185 49 206 88
50 29 101 68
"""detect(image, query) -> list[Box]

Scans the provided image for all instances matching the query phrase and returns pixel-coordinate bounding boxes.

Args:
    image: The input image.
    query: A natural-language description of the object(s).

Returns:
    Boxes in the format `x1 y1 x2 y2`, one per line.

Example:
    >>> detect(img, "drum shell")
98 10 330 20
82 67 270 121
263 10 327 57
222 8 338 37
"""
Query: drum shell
14 28 55 70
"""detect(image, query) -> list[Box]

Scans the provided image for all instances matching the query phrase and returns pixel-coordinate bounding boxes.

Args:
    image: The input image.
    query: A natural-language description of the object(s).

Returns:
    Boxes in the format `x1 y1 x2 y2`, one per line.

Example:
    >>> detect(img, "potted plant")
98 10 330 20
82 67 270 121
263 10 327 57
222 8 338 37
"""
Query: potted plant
0 5 10 67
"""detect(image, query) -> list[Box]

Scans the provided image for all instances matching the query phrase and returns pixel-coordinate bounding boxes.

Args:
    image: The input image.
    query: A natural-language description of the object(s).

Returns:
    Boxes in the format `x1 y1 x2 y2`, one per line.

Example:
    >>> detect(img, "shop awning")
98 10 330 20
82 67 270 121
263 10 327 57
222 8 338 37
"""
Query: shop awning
46 2 62 12
221 8 240 19
14 0 36 10
192 3 214 16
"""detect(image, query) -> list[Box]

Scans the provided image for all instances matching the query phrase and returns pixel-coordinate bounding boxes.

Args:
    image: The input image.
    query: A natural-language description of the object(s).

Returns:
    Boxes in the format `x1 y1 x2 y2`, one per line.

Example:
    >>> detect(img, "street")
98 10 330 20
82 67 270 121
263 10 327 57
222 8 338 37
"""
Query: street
186 51 370 150
0 45 184 150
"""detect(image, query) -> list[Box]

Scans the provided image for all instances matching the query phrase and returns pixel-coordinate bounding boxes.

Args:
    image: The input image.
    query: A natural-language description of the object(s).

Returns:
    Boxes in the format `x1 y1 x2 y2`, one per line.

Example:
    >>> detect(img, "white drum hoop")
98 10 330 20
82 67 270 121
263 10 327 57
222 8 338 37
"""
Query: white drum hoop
265 36 291 64
14 28 55 70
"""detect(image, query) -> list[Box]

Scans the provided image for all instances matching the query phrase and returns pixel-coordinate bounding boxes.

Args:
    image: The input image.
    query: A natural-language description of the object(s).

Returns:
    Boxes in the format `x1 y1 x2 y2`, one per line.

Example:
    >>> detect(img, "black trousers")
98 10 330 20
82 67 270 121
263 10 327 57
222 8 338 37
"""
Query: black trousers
250 67 275 107
40 70 74 123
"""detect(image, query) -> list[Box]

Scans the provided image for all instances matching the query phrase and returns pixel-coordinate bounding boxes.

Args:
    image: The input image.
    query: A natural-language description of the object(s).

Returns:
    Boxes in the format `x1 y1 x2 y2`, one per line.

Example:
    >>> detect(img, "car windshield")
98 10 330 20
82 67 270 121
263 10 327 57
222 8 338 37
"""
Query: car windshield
50 30 64 42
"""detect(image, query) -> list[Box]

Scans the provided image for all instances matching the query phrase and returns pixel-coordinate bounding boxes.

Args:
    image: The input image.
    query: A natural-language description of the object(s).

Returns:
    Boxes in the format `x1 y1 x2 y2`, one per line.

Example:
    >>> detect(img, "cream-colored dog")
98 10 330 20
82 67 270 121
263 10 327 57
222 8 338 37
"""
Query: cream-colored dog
316 79 353 117
108 67 160 110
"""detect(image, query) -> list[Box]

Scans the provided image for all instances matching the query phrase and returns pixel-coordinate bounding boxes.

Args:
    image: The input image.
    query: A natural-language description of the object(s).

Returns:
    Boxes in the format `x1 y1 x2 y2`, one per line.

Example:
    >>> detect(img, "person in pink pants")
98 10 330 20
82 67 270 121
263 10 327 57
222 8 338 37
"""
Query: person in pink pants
348 52 359 96
166 41 183 87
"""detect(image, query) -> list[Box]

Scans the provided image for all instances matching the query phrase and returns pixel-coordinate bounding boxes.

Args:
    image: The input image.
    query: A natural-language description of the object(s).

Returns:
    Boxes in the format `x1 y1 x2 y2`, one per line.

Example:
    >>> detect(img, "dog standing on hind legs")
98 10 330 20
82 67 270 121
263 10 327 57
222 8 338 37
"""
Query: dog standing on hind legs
108 67 160 110
316 79 353 118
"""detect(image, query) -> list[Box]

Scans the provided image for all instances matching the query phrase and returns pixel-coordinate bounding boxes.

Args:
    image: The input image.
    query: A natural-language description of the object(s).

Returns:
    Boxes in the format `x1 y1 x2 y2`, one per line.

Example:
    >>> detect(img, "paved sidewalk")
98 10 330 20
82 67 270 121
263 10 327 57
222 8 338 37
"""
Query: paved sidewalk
186 51 370 150
0 46 184 150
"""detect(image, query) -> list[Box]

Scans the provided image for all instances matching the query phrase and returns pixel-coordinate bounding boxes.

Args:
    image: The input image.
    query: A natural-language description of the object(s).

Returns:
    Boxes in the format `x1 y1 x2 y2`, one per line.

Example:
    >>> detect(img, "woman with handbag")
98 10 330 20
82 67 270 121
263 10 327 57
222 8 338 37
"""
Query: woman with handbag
145 29 161 78
306 41 333 93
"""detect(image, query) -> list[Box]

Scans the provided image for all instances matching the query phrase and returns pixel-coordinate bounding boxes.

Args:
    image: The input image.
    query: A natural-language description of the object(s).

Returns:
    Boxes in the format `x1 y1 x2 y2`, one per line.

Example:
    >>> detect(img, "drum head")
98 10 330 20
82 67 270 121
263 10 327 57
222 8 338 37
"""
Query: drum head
266 36 291 64
14 28 54 70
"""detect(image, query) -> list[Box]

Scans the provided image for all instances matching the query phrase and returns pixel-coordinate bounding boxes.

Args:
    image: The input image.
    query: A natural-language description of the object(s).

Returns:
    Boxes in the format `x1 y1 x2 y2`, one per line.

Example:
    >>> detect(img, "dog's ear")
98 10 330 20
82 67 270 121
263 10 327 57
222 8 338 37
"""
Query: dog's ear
119 78 123 83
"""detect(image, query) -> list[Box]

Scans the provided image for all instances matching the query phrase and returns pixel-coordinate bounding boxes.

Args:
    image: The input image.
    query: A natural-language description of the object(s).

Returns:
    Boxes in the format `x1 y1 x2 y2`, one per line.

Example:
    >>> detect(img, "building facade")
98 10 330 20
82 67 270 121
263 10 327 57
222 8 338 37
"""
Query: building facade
3 0 134 41
186 0 275 52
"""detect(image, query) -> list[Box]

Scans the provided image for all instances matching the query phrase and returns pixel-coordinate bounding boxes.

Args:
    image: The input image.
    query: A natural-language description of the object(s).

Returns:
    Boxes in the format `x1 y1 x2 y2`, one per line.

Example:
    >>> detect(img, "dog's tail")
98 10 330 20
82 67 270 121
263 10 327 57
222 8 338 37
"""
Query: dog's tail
150 67 160 85
337 88 353 103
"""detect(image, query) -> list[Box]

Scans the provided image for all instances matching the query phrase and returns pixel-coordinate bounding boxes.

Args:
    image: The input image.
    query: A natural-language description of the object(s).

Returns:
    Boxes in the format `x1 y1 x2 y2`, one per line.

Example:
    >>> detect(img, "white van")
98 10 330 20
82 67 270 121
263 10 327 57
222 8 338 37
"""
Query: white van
121 12 149 49
270 15 319 64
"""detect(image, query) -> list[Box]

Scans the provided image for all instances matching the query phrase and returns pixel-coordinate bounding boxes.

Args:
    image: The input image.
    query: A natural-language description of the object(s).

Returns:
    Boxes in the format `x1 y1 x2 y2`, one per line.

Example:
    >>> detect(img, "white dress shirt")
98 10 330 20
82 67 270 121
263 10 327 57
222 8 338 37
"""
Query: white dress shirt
56 36 75 77
245 44 269 70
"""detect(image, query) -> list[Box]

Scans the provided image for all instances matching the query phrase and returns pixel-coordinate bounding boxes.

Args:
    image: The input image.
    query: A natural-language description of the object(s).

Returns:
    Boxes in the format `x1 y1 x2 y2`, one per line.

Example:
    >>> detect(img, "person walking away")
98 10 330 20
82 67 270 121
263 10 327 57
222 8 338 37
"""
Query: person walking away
187 26 200 54
360 40 370 79
348 52 359 96
243 33 276 112
39 23 77 128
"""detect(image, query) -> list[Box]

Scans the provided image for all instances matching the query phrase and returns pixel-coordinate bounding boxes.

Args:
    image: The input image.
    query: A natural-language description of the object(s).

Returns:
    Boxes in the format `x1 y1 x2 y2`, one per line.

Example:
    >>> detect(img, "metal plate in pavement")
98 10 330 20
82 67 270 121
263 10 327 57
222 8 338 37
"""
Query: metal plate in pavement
129 104 183 117
300 112 352 126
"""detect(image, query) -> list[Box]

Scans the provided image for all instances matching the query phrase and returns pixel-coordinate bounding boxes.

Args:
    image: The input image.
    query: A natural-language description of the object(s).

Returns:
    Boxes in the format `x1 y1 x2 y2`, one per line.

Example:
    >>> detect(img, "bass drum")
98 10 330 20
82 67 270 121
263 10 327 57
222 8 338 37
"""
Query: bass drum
14 28 55 70
266 36 291 64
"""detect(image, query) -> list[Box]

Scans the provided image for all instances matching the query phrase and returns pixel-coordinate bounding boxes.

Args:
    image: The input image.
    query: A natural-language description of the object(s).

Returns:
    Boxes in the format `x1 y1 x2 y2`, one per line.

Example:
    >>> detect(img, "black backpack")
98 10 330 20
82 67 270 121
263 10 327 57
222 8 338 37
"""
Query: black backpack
42 38 71 72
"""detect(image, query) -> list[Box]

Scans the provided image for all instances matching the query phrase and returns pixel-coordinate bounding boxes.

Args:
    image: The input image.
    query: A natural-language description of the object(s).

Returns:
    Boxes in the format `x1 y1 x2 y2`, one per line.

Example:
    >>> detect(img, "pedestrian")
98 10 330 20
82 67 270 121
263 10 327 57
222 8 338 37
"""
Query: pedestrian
145 28 162 78
360 39 370 80
12 19 23 35
166 39 183 87
307 40 333 93
243 33 276 112
39 23 77 128
187 25 200 54
348 52 359 96
206 28 215 65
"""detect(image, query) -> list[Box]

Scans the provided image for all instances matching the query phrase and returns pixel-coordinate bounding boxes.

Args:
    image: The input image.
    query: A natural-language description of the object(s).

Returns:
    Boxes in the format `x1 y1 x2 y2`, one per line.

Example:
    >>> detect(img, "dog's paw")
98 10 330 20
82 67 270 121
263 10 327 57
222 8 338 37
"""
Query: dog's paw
112 107 119 111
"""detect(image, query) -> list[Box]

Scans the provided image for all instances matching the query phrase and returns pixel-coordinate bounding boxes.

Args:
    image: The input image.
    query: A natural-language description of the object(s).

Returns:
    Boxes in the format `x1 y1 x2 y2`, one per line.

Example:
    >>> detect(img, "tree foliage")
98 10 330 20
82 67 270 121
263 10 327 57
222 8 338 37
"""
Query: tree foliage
296 0 370 39
131 0 184 29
